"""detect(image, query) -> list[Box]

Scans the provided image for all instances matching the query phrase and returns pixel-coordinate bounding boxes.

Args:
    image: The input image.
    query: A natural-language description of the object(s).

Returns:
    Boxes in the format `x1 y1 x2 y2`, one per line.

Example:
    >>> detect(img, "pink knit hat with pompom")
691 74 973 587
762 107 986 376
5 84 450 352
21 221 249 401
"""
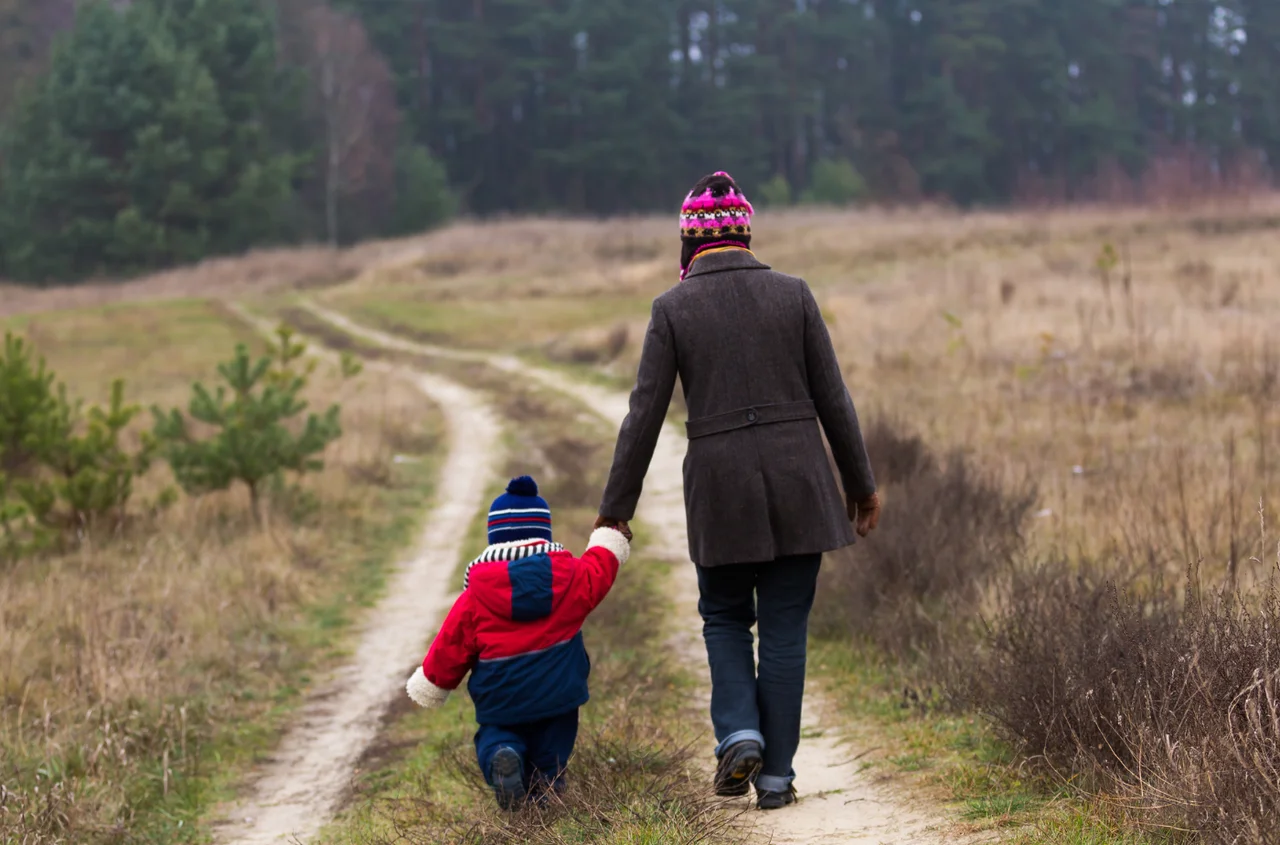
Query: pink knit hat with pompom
679 172 753 279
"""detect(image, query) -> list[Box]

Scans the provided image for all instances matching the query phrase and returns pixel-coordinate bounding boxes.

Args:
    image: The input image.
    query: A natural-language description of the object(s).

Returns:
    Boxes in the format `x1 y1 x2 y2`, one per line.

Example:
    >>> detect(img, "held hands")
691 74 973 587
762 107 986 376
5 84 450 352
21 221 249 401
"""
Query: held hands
848 492 882 538
593 514 634 542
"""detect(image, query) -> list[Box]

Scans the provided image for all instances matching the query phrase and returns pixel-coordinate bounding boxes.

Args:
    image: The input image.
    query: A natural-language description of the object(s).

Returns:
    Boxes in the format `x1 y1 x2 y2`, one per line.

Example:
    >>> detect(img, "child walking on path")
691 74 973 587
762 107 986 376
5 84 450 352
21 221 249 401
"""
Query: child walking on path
406 476 631 808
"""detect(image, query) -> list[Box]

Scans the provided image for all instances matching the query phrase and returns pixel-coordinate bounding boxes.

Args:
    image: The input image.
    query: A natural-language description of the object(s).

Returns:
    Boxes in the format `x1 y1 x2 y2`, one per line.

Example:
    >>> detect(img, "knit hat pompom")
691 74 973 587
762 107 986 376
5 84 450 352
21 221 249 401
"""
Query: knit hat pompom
487 476 552 545
680 171 753 279
506 475 539 497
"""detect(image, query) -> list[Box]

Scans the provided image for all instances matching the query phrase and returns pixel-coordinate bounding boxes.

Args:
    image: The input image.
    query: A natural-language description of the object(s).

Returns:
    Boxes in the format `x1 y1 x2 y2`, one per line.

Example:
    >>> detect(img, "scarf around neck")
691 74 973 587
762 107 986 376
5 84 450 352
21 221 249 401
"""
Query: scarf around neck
462 539 565 590
679 244 756 281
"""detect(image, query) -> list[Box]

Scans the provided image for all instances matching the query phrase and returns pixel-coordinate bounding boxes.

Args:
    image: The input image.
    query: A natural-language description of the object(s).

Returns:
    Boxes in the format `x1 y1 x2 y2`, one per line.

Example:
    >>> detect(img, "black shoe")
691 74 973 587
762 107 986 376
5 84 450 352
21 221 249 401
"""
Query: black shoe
756 784 798 810
714 740 763 797
490 747 527 810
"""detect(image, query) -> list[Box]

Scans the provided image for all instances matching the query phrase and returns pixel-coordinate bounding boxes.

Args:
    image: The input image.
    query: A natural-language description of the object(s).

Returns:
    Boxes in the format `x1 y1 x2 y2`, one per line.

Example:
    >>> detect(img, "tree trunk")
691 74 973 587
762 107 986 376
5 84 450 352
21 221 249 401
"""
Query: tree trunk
322 51 340 246
415 0 430 119
678 2 691 93
708 0 720 88
248 479 262 526
326 139 340 246
473 0 487 130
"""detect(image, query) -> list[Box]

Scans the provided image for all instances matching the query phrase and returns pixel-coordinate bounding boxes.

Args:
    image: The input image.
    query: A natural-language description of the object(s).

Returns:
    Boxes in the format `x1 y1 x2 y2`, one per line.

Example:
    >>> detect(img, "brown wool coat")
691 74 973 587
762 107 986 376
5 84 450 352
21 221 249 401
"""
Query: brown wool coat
599 248 876 567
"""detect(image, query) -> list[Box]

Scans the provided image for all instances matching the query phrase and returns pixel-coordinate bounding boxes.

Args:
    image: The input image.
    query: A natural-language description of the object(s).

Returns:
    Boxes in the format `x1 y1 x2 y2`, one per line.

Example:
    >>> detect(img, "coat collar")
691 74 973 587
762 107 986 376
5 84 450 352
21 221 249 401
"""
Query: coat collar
682 247 771 280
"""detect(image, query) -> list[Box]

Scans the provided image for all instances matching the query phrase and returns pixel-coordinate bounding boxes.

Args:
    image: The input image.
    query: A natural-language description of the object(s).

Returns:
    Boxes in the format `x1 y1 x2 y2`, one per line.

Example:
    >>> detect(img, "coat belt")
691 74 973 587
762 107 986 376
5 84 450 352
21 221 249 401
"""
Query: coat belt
685 400 817 440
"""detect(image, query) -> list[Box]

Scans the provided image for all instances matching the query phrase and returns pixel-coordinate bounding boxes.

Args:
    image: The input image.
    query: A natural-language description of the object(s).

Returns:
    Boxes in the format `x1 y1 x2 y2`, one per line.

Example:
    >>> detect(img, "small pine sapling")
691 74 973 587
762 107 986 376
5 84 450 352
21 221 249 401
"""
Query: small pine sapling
0 332 60 476
151 329 344 521
26 379 153 529
0 465 45 563
0 332 149 552
0 333 56 559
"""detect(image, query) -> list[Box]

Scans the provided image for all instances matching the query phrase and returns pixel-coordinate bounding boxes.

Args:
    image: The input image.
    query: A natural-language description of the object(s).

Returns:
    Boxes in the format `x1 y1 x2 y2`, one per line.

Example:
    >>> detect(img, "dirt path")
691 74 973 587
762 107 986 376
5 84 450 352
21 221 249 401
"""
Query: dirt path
303 303 957 844
212 307 503 845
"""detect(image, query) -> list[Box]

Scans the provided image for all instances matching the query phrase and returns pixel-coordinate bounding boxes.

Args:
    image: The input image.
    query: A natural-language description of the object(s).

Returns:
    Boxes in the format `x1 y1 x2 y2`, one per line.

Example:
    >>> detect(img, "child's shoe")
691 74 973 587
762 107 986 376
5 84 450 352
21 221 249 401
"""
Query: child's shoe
490 747 527 810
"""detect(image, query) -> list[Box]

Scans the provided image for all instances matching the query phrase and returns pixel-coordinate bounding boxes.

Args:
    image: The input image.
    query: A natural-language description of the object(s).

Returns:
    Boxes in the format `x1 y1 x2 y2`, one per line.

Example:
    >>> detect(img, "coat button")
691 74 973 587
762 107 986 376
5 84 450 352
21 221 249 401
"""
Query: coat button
746 409 759 423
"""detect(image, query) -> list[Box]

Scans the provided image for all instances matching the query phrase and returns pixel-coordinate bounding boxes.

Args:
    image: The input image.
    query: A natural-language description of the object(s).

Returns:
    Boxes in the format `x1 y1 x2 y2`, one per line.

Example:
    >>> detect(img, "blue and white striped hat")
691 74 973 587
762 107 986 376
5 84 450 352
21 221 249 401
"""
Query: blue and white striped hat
487 476 553 544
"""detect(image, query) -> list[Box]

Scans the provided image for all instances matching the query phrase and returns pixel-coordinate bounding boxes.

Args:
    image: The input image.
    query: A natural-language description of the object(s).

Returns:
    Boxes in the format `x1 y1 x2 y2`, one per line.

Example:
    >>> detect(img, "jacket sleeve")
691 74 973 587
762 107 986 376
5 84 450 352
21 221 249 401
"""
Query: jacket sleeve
408 591 477 708
801 281 876 501
599 298 678 521
564 527 631 619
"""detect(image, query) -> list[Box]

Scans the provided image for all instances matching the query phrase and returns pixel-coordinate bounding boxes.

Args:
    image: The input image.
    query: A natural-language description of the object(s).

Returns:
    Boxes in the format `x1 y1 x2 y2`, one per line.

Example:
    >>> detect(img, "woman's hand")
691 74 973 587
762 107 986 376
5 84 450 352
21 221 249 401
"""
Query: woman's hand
594 514 634 542
848 492 881 538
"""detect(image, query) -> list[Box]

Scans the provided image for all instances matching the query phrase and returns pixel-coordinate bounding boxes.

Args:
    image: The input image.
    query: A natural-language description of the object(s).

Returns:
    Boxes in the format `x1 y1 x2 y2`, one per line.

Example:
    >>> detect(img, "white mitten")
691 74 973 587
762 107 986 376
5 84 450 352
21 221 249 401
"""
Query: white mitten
406 666 451 708
588 526 631 566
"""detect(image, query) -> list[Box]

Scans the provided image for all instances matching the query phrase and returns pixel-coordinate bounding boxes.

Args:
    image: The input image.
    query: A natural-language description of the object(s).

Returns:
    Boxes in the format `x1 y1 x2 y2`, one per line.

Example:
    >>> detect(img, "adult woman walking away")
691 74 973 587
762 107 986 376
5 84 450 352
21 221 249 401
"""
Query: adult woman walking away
595 171 881 810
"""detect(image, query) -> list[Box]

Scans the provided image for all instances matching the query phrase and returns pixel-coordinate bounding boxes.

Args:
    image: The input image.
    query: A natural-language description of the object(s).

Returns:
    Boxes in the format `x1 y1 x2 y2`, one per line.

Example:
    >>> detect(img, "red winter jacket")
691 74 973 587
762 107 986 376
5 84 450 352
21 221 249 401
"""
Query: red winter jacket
406 527 630 725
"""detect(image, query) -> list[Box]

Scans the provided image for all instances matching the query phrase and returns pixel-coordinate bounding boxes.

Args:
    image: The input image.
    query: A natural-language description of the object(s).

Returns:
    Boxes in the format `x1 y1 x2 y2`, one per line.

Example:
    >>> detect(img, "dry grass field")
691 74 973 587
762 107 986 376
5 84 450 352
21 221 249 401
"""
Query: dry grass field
305 199 1280 573
296 199 1280 842
0 300 446 842
6 198 1280 843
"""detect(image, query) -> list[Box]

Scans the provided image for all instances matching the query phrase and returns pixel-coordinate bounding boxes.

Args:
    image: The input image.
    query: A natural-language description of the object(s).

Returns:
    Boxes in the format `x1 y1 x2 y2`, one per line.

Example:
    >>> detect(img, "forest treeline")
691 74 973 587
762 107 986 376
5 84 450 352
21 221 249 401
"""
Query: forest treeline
1 0 1278 285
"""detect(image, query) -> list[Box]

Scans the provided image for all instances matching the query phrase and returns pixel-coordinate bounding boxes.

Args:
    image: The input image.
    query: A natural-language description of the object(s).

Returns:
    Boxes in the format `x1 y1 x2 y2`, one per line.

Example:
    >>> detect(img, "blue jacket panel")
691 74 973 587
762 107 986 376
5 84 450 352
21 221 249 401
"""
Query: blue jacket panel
467 631 591 726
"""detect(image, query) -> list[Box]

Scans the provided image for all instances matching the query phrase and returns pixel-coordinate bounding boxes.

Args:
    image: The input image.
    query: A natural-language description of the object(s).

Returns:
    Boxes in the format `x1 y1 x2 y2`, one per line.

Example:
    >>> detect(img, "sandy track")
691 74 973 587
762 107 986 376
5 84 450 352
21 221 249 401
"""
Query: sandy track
303 303 957 844
213 307 503 845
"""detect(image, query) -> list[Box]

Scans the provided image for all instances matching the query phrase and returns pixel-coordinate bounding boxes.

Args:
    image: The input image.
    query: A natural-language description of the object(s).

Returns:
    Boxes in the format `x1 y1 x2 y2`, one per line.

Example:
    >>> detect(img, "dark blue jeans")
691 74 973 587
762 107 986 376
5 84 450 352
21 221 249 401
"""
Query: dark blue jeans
696 553 821 794
475 708 579 793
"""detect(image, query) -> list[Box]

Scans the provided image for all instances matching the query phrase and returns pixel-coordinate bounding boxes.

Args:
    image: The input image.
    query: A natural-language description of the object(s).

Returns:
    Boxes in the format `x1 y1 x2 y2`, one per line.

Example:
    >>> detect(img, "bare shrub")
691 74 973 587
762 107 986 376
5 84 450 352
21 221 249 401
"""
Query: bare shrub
543 324 630 366
965 555 1280 843
811 417 1037 656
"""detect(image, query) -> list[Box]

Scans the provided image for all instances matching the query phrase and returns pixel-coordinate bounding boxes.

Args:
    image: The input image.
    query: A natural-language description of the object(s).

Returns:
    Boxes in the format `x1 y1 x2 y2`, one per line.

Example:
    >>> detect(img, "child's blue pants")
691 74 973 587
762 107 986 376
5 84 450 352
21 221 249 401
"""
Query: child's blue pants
475 708 580 792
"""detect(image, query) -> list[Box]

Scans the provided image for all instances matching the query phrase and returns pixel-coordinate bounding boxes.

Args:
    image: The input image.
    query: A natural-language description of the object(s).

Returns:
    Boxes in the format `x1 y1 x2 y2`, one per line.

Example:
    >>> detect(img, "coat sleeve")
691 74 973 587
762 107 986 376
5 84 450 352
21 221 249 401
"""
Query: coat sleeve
409 591 477 708
801 281 876 501
599 298 678 521
563 527 631 618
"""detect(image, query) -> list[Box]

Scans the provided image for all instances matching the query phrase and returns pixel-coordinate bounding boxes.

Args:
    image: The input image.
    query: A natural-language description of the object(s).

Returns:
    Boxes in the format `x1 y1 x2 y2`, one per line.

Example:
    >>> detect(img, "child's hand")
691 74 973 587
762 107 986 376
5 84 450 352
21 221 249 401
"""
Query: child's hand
593 515 633 542
406 666 451 708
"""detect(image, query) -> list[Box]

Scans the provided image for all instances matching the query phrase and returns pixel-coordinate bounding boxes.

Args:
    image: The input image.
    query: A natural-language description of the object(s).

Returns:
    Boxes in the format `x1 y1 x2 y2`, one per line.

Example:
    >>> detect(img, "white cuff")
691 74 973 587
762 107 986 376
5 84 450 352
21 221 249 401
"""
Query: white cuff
406 666 451 708
588 527 631 566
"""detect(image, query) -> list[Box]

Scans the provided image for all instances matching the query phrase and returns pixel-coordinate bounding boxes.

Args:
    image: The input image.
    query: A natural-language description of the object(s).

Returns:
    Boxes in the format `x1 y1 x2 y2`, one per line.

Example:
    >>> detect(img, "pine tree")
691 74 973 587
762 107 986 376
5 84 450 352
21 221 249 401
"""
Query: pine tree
24 379 152 529
0 2 227 281
0 0 297 283
149 0 297 251
0 332 60 476
151 332 343 519
4 0 1278 230
0 331 58 559
0 331 150 549
390 143 457 235
0 0 75 122
1240 0 1280 169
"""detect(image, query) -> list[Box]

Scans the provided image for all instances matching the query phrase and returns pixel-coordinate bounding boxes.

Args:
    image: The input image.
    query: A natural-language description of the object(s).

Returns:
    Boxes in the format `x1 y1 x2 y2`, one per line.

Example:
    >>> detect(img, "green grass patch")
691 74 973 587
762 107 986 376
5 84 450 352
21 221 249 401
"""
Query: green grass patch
324 291 652 352
2 298 266 404
888 751 933 772
962 793 1045 822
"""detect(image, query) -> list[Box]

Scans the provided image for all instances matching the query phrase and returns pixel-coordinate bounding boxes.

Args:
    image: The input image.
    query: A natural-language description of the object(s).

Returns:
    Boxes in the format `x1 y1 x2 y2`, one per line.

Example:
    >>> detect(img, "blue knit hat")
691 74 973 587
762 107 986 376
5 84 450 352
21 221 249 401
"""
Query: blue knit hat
487 476 552 544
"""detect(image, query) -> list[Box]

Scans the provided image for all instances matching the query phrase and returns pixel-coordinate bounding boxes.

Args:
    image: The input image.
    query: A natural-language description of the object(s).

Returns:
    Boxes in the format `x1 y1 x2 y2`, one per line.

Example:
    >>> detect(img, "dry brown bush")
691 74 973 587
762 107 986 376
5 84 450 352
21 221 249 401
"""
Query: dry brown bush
812 418 1037 657
964 554 1280 844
